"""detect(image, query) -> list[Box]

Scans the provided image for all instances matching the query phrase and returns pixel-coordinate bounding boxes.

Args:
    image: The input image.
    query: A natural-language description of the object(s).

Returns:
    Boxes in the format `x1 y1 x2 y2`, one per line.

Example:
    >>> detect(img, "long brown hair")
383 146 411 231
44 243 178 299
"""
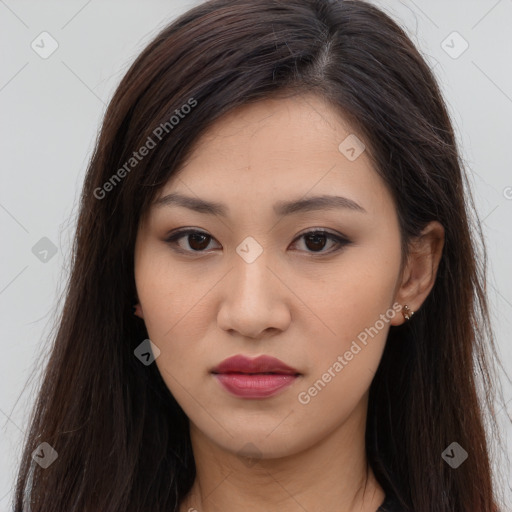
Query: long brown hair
12 1 509 510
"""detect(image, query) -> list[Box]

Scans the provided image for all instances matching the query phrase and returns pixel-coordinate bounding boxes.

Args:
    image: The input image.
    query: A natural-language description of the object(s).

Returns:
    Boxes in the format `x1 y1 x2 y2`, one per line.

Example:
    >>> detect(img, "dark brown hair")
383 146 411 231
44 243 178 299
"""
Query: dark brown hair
12 0 509 510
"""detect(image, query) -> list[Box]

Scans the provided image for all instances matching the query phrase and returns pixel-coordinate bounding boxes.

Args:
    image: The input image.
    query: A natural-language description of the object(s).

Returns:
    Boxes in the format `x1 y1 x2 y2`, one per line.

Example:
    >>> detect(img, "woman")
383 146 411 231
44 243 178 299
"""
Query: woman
13 0 507 510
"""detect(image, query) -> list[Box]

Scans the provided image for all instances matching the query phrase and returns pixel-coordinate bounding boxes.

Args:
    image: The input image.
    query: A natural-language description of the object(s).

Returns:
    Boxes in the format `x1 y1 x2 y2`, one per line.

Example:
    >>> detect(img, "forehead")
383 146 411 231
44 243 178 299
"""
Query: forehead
154 94 393 220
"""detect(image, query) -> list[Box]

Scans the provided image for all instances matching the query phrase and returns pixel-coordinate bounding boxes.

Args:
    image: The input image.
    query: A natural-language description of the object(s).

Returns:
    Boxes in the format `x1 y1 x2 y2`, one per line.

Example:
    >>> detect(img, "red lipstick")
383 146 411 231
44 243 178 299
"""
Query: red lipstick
211 355 301 399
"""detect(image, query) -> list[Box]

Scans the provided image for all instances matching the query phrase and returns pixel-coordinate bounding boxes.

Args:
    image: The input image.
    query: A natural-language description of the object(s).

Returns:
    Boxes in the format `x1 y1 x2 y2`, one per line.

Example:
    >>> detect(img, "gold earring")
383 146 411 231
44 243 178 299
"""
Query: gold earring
402 304 414 321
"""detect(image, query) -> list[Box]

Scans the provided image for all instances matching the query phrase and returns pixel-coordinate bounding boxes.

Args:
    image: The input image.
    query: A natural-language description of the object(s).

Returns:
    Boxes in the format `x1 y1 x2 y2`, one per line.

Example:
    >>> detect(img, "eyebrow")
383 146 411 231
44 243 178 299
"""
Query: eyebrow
152 192 367 217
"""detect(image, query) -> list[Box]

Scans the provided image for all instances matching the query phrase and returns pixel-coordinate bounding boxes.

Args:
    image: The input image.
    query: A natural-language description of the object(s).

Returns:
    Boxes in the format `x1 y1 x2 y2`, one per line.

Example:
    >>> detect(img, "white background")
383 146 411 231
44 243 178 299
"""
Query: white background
1 0 511 509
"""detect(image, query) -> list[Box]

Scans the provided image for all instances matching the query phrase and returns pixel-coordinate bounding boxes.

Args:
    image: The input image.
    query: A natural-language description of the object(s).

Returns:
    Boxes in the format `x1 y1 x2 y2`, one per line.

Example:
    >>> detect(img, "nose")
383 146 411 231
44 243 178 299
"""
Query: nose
217 251 291 339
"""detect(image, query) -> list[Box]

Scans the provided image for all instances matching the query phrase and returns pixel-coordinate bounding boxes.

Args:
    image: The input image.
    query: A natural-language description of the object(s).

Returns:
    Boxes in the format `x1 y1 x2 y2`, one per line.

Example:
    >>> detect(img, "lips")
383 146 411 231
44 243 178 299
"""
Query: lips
211 355 301 399
211 354 300 375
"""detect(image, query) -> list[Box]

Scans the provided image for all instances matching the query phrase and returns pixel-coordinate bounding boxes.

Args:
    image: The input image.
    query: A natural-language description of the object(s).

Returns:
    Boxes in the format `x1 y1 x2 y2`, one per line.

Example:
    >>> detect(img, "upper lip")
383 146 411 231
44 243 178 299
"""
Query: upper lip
211 355 300 375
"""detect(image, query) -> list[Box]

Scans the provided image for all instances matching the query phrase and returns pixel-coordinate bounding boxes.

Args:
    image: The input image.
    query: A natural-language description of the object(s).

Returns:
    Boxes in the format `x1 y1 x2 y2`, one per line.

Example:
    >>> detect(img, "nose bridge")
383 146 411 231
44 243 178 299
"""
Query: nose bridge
230 246 276 307
217 244 290 336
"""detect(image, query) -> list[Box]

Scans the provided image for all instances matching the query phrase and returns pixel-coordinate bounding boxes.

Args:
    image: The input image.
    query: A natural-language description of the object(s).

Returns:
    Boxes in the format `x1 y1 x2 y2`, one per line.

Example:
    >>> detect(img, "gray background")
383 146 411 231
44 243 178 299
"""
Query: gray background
1 0 511 509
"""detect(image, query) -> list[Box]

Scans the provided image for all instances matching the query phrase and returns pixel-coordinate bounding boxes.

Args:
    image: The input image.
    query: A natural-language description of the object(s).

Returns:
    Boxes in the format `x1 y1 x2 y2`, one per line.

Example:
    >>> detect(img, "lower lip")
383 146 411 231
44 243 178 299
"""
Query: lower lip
213 373 299 398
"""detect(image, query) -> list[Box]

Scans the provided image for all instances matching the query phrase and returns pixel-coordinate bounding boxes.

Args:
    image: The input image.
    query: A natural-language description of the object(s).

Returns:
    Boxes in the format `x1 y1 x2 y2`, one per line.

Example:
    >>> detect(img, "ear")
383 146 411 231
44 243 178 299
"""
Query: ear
390 221 445 326
133 302 144 319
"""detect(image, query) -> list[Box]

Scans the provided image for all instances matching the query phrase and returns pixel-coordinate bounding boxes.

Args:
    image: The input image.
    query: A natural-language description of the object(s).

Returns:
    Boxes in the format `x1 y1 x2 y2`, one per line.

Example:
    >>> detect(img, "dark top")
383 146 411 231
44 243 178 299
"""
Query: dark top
376 493 404 511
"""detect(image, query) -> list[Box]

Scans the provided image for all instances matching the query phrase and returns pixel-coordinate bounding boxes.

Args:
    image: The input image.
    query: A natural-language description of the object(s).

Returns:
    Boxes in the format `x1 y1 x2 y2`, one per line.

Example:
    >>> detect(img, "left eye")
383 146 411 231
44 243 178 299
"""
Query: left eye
164 229 350 255
292 230 350 253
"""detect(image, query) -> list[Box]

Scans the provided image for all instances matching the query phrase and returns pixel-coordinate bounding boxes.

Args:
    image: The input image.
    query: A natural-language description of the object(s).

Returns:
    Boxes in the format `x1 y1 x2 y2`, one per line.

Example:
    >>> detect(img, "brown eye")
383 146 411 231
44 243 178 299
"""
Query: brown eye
304 232 329 252
291 230 350 254
187 233 211 251
165 229 220 253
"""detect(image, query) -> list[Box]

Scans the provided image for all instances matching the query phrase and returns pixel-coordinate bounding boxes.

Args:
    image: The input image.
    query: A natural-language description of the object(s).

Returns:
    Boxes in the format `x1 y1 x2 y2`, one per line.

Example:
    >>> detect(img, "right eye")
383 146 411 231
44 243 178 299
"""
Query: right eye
164 229 221 254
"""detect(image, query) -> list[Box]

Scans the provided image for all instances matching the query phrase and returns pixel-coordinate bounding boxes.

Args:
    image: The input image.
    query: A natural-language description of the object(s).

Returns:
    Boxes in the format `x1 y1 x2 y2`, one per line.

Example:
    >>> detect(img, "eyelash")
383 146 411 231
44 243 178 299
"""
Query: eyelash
164 228 351 256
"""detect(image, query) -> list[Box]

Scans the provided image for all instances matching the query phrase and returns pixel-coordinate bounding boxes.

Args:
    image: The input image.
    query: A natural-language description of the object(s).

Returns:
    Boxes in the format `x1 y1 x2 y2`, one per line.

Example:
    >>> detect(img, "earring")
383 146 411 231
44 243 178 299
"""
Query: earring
132 304 137 314
402 304 414 321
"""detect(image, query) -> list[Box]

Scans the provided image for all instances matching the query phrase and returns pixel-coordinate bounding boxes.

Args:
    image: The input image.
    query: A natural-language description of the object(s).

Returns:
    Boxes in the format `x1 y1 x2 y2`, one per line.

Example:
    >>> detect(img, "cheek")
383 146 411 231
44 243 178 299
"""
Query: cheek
304 242 400 337
295 307 391 422
134 250 216 392
139 280 209 406
135 245 206 336
296 240 400 393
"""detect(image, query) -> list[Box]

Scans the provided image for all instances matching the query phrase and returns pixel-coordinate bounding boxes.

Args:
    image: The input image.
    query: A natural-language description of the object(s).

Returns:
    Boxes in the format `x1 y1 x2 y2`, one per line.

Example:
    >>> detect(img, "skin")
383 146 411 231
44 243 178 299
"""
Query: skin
133 93 445 512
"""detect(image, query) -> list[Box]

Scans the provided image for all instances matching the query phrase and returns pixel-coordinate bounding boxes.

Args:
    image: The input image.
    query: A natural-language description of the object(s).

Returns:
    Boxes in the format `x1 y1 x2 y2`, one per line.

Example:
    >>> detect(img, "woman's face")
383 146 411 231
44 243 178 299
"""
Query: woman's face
134 94 406 460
